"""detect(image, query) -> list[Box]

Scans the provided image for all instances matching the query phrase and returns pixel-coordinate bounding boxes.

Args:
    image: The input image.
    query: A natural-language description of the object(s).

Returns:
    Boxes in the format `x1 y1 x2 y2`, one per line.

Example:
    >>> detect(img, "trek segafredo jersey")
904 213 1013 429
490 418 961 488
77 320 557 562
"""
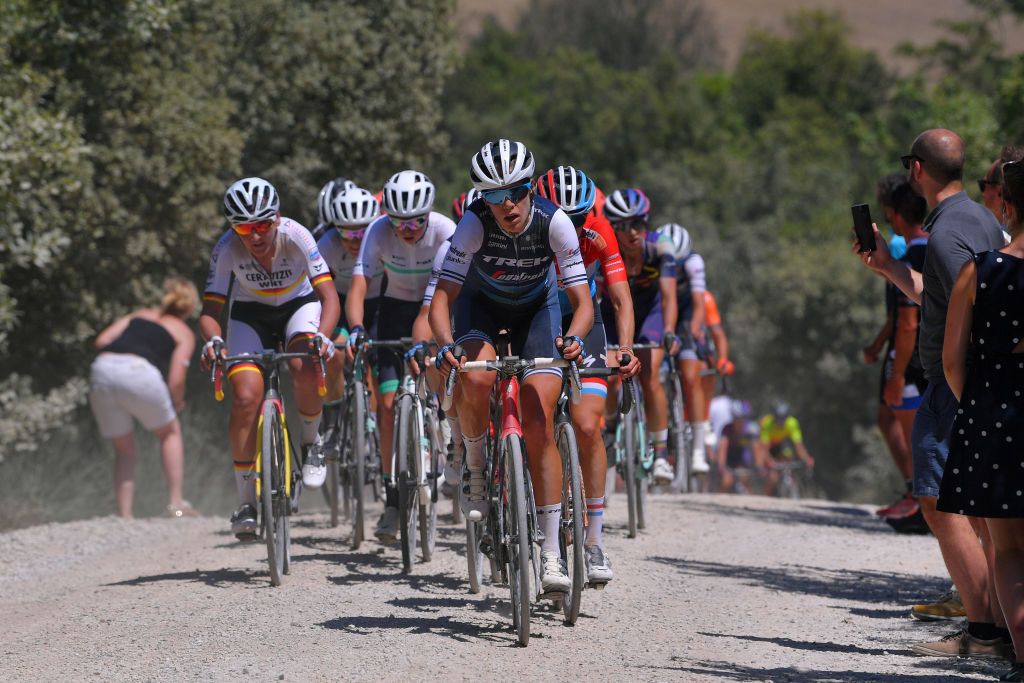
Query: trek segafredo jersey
440 196 587 305
317 228 384 298
203 218 332 307
353 211 455 303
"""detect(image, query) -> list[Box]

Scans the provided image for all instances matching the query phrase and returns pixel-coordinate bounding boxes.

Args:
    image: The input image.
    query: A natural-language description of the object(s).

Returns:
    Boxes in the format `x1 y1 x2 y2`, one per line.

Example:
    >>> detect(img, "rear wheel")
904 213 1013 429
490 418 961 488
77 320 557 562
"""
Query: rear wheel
466 519 485 593
669 375 689 493
557 422 585 625
261 401 287 586
396 394 418 574
623 415 638 539
419 410 440 562
349 381 368 549
504 436 531 646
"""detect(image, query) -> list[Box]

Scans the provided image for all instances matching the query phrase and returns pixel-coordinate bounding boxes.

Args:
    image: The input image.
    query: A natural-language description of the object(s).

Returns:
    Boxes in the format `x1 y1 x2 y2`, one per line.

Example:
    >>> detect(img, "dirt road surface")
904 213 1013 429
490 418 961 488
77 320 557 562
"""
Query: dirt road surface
0 492 1006 681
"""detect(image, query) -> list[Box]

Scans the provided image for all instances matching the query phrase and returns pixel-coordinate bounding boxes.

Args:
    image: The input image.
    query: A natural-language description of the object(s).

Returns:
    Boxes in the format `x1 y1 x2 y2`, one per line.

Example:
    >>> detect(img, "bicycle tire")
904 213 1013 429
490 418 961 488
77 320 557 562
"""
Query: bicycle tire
326 460 340 528
350 380 368 550
504 435 531 646
396 394 418 574
669 374 689 493
466 519 485 593
261 401 286 586
338 401 353 520
557 422 585 625
622 415 639 539
419 409 440 562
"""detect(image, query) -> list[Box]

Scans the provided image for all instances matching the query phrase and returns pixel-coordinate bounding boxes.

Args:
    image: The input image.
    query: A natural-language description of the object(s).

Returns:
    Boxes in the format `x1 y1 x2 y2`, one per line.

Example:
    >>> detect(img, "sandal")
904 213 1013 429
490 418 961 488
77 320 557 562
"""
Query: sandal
165 501 199 518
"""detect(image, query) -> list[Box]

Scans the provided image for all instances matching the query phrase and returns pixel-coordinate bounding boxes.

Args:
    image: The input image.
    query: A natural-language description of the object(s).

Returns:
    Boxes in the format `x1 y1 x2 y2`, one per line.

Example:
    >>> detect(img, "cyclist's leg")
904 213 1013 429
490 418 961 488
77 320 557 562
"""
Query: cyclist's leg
678 355 709 472
636 296 669 476
224 316 267 516
283 300 329 488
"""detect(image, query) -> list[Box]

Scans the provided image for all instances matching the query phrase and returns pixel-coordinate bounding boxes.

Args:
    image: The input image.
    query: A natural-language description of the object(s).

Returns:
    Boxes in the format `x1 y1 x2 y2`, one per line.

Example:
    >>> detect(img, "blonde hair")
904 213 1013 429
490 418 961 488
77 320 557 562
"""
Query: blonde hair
161 277 199 318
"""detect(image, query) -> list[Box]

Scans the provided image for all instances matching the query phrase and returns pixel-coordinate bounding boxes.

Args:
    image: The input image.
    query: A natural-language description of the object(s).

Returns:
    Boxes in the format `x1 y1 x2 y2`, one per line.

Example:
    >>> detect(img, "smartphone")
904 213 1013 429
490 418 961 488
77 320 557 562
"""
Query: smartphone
851 203 876 253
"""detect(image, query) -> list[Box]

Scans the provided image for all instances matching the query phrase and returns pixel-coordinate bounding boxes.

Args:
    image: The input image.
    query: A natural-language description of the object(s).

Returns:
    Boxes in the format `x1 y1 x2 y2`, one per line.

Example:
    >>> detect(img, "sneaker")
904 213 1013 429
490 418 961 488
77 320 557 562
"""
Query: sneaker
887 507 929 534
230 503 258 540
653 458 674 483
375 506 399 544
585 545 613 585
460 462 488 521
690 448 710 475
540 549 571 594
911 628 1012 659
301 438 327 489
911 590 965 621
1000 662 1024 681
165 501 199 518
877 491 917 518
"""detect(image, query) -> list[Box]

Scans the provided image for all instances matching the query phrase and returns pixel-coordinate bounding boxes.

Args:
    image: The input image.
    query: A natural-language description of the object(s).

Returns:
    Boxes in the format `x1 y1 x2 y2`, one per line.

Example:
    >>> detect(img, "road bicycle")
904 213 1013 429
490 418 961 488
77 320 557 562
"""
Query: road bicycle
610 344 654 538
442 349 580 646
772 460 807 500
211 346 327 586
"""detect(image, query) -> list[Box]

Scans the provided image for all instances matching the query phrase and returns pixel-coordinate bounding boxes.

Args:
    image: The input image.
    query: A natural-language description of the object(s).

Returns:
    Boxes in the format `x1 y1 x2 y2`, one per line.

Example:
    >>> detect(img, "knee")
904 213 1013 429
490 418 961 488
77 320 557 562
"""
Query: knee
231 383 262 414
461 373 493 401
575 413 602 444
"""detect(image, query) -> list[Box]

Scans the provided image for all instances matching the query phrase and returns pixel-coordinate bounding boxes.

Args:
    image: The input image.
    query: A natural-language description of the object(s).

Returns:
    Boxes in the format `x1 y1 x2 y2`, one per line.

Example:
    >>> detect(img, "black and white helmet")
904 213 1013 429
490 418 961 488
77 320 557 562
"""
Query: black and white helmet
603 188 651 221
223 177 279 225
316 177 355 226
333 187 380 227
382 170 435 219
470 139 535 191
657 222 692 260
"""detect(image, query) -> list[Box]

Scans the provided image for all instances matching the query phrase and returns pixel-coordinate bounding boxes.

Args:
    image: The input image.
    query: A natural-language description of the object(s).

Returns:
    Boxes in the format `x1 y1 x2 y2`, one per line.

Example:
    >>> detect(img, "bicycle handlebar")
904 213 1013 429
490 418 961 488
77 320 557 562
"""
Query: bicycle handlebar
441 356 581 411
210 349 327 402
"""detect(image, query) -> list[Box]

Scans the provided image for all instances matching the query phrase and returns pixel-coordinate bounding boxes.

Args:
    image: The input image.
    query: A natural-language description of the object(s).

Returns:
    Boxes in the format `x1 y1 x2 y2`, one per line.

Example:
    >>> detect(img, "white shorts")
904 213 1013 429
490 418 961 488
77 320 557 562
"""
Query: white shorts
89 353 176 438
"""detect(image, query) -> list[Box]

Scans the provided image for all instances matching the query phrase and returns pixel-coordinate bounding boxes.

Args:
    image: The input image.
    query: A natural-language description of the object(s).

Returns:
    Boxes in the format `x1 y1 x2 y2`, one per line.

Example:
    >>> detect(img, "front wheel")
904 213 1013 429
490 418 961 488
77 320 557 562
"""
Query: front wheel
622 416 638 539
557 422 585 625
396 394 418 574
504 436 532 646
466 519 485 593
261 401 287 586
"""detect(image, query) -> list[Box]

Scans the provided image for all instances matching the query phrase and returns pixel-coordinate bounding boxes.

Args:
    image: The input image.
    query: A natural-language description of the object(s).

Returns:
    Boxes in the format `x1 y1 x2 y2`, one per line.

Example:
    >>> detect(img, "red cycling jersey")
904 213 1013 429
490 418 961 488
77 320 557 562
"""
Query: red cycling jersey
579 211 627 287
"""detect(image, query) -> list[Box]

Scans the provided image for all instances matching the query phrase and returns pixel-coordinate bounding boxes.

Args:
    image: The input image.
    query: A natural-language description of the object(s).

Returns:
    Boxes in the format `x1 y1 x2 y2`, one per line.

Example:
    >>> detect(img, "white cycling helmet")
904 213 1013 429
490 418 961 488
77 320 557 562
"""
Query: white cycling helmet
382 170 435 218
332 187 380 227
316 177 355 226
604 188 651 221
223 177 279 224
657 222 692 260
470 139 535 191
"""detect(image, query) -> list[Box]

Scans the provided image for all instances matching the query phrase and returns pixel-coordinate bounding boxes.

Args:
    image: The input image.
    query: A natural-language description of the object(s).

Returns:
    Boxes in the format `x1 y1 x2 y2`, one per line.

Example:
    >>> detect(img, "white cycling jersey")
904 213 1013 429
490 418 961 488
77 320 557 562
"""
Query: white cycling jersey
353 211 455 302
422 240 451 307
203 217 332 307
317 228 384 298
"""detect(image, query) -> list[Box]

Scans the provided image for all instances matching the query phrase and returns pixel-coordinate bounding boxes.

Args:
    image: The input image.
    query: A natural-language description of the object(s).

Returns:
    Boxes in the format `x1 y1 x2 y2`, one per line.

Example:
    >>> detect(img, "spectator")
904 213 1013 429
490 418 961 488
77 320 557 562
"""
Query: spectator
89 277 199 518
939 158 1024 681
854 128 1006 658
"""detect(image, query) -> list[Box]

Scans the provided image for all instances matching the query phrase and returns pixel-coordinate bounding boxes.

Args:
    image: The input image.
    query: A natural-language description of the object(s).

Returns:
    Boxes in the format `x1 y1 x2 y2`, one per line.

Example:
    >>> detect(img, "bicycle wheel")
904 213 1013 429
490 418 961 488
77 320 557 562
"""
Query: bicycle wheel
503 435 531 646
557 422 585 625
622 414 639 539
419 410 440 562
466 518 485 593
396 394 419 574
261 401 287 586
669 375 689 493
349 381 368 550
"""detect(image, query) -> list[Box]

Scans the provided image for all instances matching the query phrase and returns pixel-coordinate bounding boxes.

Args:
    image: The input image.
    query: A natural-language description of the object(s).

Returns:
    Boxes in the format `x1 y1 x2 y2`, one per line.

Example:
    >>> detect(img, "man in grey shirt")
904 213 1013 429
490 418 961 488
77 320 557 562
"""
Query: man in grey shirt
856 128 1007 659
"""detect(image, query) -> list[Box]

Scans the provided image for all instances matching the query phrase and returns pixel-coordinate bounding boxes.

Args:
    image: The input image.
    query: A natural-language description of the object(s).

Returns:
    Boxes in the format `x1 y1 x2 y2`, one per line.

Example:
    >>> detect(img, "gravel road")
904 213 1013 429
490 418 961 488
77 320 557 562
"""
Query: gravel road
0 491 1007 681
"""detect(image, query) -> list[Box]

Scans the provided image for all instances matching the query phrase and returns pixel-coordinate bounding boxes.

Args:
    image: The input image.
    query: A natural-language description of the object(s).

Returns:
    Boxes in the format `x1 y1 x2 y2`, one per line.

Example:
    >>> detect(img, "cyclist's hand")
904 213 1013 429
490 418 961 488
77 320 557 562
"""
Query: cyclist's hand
617 346 641 379
853 223 890 274
435 343 465 374
346 325 366 361
200 336 225 371
717 357 735 375
663 331 680 357
689 320 704 343
312 332 335 360
404 341 428 377
555 335 583 362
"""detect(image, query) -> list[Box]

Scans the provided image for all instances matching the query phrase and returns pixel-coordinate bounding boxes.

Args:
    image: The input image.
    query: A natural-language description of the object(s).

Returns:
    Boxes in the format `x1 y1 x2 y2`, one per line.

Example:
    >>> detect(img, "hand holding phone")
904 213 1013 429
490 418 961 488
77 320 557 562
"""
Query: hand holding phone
852 203 877 253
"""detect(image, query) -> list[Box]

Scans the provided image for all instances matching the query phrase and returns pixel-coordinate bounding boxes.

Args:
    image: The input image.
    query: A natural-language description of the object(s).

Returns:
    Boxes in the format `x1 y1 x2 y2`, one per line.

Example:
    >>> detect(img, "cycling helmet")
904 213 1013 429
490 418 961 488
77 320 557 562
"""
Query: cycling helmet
333 187 380 227
223 177 280 224
470 139 535 191
534 166 596 216
604 188 651 221
452 188 482 221
316 177 355 226
772 401 791 420
730 399 752 419
657 223 692 260
382 170 435 219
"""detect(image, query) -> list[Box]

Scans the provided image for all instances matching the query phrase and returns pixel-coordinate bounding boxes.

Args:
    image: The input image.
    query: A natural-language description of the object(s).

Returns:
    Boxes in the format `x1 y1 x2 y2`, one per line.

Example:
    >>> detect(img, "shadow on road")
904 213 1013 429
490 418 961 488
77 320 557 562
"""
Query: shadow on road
699 631 916 657
318 613 511 644
106 567 264 588
672 497 895 534
647 556 947 606
637 656 998 682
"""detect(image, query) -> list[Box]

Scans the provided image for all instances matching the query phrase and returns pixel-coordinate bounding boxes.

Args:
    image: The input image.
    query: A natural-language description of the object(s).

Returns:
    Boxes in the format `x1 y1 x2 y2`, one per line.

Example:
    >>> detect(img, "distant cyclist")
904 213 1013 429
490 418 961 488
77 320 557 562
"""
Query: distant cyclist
759 401 815 495
199 177 340 539
716 400 764 494
431 139 592 593
312 177 356 241
602 190 679 484
346 170 455 544
451 188 482 222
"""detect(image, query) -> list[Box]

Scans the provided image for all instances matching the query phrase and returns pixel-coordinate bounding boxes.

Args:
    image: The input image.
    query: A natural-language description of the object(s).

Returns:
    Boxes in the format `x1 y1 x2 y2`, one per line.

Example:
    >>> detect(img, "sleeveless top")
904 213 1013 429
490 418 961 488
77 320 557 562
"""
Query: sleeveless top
100 317 176 378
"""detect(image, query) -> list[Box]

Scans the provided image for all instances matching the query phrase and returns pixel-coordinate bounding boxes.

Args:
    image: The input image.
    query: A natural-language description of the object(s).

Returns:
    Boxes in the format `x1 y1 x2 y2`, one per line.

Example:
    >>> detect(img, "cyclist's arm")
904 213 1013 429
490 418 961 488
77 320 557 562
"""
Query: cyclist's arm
412 305 432 344
709 322 729 364
606 280 635 350
660 275 678 335
795 441 814 467
198 231 233 345
549 210 593 340
429 279 460 346
313 279 340 339
685 253 707 339
943 259 976 401
346 275 369 329
563 283 594 341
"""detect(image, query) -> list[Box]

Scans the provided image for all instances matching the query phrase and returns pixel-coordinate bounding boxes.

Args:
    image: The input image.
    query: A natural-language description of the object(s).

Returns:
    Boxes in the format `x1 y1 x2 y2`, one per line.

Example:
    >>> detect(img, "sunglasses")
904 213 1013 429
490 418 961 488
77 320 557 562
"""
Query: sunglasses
978 178 1000 193
612 218 648 233
900 153 923 170
481 183 531 205
388 215 428 233
340 228 366 241
232 219 275 236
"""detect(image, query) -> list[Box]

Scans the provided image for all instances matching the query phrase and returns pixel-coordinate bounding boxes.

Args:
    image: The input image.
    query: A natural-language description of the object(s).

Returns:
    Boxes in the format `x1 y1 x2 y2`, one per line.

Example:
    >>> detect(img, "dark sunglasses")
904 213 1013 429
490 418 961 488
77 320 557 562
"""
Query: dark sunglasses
612 218 648 233
978 178 1000 193
481 183 531 205
900 154 923 170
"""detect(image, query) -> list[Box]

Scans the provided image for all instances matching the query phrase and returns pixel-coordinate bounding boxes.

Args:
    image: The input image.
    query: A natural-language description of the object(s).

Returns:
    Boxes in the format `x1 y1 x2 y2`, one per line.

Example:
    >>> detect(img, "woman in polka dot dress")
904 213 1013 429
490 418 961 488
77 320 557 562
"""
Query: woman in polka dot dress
939 159 1024 682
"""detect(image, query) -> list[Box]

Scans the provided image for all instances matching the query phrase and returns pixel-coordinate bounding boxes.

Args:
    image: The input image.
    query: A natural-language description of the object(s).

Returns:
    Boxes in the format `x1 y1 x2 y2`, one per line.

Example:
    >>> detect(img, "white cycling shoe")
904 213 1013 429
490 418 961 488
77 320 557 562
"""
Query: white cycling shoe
460 465 488 522
540 550 571 593
653 457 674 483
690 449 710 474
585 545 613 585
301 438 327 489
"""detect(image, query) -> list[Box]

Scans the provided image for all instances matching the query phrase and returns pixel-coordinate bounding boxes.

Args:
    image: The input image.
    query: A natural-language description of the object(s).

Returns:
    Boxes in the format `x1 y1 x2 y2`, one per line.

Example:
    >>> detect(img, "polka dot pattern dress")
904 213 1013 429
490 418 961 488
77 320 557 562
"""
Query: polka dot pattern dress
938 250 1024 518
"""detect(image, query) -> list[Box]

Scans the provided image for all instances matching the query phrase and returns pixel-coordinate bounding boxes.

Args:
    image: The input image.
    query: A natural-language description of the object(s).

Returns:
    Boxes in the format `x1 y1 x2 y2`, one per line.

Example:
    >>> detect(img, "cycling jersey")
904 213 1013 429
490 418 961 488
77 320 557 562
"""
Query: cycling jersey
760 415 803 450
675 251 706 323
354 211 455 303
317 228 385 298
723 419 760 469
422 240 451 307
557 211 626 316
203 217 332 307
440 196 587 305
602 231 675 346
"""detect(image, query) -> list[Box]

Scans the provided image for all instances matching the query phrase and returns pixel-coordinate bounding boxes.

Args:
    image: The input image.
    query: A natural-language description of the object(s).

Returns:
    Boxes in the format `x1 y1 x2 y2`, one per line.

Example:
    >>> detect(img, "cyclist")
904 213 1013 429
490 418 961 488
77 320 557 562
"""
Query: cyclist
431 139 592 594
312 177 356 241
451 188 482 222
318 187 385 432
534 165 641 584
716 399 763 494
199 177 340 539
700 289 735 457
657 222 712 482
345 170 455 544
759 401 815 495
601 189 679 484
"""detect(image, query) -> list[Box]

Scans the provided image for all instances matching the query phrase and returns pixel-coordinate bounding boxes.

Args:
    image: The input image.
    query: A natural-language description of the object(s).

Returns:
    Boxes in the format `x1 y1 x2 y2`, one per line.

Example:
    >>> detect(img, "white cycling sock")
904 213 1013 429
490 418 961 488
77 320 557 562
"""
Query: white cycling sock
537 504 561 555
233 462 256 506
463 431 486 472
585 497 604 548
299 409 322 445
689 421 708 463
447 415 464 466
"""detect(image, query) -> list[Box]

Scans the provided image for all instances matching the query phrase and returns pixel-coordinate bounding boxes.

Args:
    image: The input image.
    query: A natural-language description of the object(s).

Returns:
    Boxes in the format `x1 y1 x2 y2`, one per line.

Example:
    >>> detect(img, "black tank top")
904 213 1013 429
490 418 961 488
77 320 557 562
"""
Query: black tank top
100 317 176 378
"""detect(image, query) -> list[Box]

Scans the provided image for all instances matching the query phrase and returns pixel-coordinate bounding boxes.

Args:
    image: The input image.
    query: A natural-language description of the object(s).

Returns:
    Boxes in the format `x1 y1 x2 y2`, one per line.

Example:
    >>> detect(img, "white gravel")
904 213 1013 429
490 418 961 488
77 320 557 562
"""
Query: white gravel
0 492 1007 681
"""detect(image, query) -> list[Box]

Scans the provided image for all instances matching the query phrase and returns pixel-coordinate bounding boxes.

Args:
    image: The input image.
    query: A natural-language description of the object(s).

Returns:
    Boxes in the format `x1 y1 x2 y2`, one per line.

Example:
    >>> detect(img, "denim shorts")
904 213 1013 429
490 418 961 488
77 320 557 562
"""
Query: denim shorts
910 379 958 498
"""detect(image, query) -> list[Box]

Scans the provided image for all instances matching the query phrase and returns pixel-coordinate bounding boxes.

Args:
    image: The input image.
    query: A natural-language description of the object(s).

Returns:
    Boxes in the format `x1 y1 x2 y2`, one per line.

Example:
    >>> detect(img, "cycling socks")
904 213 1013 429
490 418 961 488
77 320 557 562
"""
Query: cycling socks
233 461 256 506
448 415 464 466
385 481 398 509
463 431 486 472
585 497 604 547
299 409 322 445
689 421 710 469
652 429 668 462
537 504 561 555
